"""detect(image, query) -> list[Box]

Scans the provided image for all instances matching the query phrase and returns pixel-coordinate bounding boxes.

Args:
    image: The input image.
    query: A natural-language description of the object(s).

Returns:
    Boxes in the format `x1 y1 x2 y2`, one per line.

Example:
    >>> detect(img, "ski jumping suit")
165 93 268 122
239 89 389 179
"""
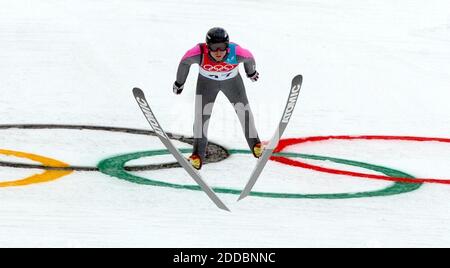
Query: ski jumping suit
176 42 261 161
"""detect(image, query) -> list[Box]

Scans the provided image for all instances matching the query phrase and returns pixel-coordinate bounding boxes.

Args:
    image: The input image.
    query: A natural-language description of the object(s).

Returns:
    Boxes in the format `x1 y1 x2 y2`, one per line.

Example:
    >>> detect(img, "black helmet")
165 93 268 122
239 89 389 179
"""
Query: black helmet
206 27 229 46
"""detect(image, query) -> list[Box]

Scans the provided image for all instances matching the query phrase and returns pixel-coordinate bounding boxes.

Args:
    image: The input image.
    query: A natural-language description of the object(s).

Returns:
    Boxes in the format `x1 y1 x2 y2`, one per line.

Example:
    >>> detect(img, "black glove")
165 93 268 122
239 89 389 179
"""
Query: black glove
173 81 184 95
247 71 259 82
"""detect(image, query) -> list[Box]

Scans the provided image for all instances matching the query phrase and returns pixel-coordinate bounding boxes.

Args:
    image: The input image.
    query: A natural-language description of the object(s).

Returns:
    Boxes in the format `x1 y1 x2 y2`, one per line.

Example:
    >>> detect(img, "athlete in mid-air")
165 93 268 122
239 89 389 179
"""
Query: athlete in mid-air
173 27 262 170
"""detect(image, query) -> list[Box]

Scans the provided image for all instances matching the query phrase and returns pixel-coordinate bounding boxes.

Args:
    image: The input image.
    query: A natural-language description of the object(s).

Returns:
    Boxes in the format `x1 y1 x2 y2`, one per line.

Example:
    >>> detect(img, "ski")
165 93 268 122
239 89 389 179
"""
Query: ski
132 87 230 212
238 75 303 201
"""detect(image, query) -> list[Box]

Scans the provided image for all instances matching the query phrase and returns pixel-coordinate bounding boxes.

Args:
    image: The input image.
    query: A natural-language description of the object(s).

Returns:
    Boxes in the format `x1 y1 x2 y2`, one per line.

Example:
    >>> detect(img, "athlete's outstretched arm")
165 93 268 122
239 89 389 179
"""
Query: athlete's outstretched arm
176 44 202 86
236 44 257 77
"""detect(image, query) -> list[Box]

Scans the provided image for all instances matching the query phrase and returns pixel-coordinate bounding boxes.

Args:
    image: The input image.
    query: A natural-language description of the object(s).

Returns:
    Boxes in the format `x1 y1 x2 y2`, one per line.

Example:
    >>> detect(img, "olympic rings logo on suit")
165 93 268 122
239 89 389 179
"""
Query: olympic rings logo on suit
202 64 237 72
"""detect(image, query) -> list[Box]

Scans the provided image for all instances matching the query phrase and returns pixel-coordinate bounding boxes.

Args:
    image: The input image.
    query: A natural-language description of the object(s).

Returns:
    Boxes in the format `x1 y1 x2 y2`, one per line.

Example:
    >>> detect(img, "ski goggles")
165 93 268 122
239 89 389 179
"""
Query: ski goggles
208 43 228 52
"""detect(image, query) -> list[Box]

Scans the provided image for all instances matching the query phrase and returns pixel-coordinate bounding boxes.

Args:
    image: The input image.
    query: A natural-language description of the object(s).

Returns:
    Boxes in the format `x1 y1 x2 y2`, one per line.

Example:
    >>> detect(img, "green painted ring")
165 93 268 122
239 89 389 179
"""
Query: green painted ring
98 149 422 199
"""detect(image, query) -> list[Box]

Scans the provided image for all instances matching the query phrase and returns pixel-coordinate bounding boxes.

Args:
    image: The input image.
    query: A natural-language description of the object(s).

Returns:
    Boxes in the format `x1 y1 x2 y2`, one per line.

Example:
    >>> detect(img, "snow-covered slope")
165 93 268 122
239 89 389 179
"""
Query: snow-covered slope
1 0 450 247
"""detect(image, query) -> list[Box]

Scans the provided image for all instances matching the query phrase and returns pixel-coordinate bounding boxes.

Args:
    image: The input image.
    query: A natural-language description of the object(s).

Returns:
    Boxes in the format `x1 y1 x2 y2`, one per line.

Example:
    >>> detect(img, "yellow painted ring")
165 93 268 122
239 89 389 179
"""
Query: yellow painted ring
0 149 72 187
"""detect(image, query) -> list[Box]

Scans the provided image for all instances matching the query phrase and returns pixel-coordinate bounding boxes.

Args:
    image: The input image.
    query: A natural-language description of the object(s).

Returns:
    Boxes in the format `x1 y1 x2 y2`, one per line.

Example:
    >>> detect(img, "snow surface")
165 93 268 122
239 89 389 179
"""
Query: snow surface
1 0 450 247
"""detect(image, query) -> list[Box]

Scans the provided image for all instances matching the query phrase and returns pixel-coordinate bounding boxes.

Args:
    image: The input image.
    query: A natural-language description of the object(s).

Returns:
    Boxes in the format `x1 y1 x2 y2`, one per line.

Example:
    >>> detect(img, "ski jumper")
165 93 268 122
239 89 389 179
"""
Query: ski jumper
176 42 261 161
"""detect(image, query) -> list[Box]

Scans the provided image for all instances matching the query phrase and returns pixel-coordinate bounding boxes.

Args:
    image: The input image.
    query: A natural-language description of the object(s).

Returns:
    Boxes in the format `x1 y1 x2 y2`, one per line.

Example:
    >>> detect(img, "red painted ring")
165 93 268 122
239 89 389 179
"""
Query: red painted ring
272 135 450 185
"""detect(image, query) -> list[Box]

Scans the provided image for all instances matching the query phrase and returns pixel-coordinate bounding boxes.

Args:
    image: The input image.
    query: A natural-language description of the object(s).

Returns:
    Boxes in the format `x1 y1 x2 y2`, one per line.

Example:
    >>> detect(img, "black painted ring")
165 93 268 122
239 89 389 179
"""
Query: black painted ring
0 124 229 171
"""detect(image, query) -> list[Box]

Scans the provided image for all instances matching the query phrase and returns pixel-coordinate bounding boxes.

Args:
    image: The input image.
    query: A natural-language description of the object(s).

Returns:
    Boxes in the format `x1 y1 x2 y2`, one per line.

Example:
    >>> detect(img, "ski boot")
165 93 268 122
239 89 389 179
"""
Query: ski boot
252 142 264 158
188 154 202 170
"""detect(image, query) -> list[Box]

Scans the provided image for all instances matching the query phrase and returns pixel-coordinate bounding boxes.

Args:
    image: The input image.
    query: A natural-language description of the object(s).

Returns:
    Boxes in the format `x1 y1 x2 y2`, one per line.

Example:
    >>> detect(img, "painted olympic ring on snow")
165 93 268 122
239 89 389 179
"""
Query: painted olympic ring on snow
1 125 449 199
0 124 228 171
272 135 450 185
97 148 421 199
0 149 72 187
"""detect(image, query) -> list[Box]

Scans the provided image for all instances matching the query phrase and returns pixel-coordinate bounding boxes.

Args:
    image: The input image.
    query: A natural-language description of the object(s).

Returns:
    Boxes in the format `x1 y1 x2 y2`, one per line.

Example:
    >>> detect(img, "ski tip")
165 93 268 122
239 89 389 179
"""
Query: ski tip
216 202 231 212
221 206 232 212
293 74 303 84
132 87 142 93
237 193 248 202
